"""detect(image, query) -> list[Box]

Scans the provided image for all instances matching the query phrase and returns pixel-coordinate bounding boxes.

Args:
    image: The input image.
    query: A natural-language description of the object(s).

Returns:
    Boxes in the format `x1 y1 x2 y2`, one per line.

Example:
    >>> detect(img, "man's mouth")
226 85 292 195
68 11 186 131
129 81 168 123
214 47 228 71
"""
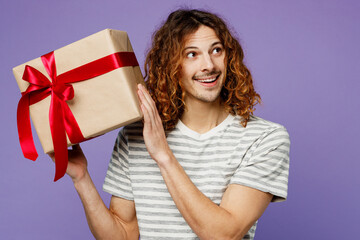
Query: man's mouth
193 74 220 85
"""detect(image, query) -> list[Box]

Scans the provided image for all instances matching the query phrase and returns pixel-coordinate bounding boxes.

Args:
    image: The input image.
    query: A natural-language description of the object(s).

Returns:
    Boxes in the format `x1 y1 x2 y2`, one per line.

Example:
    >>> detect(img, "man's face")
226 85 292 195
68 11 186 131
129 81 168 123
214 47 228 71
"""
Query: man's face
180 25 226 105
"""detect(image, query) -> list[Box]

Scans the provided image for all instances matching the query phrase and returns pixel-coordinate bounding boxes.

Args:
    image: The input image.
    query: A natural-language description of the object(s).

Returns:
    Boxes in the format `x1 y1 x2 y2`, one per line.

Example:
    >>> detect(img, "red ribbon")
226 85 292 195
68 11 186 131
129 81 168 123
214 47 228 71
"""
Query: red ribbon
17 51 139 181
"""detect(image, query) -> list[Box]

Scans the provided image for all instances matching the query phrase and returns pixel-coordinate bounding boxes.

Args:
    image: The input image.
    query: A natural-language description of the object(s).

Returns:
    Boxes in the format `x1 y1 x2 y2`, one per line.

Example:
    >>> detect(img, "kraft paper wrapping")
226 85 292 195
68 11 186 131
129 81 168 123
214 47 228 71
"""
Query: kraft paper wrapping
13 29 144 154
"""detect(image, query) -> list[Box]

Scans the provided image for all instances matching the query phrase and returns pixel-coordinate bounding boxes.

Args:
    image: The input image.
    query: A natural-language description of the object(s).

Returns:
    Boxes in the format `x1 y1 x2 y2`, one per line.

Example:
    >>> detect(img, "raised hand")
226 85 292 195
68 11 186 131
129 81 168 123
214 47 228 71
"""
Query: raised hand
137 84 172 165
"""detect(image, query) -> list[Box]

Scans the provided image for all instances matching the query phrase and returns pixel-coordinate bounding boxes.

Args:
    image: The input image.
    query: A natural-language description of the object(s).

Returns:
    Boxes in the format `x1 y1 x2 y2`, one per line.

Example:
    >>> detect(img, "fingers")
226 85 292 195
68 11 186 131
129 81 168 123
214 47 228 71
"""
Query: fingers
137 84 158 125
139 84 155 108
138 87 151 123
138 85 154 113
140 102 152 130
138 84 156 110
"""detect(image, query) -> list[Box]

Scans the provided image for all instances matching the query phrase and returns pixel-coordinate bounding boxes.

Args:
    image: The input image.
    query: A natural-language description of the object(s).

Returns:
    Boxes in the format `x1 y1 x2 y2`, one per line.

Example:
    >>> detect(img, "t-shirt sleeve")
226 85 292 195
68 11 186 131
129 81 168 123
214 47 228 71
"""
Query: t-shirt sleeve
230 126 290 202
103 128 134 200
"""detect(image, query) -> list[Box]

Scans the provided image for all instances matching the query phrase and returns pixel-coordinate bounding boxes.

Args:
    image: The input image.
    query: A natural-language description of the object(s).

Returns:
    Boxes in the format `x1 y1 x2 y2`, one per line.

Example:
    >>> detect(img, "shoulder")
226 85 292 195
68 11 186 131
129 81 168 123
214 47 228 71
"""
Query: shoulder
116 121 144 144
247 115 286 129
231 115 290 143
122 121 143 134
235 114 287 132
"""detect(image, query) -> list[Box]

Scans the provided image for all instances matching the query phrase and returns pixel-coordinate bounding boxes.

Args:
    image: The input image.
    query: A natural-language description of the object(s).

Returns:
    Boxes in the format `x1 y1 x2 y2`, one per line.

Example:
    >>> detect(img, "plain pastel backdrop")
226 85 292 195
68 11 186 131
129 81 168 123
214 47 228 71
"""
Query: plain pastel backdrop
1 0 359 239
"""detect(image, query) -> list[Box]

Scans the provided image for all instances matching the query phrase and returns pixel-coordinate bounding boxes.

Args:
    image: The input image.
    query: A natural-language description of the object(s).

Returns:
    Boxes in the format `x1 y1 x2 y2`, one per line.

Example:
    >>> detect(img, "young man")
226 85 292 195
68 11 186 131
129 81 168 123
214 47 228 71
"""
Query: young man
65 9 290 240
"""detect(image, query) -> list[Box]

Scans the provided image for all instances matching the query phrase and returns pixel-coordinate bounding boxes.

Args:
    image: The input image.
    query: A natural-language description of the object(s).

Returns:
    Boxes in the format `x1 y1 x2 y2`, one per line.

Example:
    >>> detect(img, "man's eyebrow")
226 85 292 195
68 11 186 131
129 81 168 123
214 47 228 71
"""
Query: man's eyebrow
183 41 223 51
211 41 222 47
183 46 198 51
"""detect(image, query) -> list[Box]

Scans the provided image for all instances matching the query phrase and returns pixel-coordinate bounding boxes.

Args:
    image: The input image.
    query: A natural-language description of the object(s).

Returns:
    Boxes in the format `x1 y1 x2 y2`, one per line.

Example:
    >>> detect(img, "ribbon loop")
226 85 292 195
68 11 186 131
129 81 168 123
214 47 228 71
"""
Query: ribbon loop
23 65 52 87
41 52 57 82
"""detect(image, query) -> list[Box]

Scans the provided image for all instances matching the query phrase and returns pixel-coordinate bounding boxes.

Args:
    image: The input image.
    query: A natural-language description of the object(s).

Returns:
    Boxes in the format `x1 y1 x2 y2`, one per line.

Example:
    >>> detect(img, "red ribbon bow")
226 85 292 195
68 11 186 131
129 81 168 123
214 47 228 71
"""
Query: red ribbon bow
17 51 139 181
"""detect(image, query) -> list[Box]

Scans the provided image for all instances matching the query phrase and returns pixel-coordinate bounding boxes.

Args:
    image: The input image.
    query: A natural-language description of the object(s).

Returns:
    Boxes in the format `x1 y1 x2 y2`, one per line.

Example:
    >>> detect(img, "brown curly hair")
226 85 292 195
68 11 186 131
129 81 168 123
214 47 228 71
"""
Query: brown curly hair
144 9 261 131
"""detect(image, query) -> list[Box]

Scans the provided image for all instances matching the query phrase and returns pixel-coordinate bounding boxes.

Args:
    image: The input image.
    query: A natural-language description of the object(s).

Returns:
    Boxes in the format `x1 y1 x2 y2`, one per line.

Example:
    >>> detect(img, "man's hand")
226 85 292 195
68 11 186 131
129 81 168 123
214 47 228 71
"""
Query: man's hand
48 144 88 183
137 84 172 165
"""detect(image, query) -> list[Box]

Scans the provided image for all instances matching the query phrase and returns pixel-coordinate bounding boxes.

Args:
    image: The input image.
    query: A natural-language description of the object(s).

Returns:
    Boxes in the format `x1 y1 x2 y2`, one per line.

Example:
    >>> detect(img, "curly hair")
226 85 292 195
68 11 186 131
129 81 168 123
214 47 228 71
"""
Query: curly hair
144 9 261 131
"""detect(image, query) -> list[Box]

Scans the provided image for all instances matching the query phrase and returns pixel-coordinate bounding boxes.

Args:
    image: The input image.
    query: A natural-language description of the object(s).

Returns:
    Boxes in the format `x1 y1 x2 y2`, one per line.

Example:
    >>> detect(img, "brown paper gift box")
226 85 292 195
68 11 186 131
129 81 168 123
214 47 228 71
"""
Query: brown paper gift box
13 29 144 154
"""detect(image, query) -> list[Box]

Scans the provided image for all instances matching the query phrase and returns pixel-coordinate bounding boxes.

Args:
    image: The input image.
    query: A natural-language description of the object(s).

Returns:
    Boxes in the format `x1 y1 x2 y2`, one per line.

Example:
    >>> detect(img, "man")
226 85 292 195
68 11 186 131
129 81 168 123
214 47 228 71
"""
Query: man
64 9 290 239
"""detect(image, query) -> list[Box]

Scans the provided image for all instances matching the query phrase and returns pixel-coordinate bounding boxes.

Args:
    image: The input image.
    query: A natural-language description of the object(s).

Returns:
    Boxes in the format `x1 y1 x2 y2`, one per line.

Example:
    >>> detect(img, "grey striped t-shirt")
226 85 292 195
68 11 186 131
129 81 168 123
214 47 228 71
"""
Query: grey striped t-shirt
103 114 290 239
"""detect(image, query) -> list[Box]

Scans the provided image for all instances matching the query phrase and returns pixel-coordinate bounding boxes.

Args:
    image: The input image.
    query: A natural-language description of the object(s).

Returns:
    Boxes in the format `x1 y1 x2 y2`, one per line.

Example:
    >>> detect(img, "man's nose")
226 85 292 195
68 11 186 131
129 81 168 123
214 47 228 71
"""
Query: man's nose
201 54 214 71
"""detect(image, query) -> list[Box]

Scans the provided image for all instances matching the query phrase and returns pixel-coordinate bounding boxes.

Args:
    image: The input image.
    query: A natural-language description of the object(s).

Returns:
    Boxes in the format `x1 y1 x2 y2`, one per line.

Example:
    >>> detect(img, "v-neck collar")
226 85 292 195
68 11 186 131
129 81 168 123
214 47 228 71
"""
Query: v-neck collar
176 114 235 140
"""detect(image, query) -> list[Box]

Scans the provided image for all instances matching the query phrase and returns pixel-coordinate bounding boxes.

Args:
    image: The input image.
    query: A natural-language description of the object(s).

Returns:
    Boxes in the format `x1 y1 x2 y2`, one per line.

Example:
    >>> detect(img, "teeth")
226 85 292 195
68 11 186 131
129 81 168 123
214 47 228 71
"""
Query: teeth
197 77 217 83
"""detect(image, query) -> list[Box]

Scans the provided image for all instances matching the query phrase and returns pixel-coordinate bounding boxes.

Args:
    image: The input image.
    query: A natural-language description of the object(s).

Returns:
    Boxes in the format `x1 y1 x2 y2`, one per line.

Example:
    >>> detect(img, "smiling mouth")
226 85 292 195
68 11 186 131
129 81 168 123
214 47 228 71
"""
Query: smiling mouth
193 74 220 83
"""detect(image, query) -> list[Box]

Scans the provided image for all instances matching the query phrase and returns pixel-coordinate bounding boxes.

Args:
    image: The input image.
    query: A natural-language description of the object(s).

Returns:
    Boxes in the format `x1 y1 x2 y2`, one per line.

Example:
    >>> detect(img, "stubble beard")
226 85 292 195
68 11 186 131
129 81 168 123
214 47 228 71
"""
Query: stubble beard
187 74 224 104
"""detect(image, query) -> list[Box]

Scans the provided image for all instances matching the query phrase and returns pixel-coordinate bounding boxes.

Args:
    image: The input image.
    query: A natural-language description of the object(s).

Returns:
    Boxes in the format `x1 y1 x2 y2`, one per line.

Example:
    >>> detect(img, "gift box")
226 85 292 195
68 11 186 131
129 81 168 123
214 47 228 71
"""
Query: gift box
13 29 144 181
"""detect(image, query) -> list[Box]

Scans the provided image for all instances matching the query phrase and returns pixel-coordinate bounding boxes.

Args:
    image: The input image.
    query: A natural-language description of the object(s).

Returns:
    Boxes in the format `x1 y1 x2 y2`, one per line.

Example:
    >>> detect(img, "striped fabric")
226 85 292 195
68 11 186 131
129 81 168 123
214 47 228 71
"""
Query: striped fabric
103 114 290 239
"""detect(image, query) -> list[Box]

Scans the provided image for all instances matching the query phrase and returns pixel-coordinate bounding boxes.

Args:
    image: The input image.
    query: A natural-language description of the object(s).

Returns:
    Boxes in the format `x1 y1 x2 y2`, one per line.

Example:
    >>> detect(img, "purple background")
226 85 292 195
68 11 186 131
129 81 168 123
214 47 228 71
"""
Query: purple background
1 0 359 239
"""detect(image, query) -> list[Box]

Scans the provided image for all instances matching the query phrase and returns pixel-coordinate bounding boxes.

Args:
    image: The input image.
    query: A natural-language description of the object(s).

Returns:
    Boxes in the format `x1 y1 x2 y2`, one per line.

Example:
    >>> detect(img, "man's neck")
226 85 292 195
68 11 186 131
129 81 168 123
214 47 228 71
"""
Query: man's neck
180 98 228 134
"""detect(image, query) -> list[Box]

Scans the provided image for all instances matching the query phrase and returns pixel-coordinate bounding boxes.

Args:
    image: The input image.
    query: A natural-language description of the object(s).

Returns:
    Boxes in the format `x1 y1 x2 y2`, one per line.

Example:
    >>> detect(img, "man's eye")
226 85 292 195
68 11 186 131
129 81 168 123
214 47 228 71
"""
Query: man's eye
187 52 196 58
213 47 222 54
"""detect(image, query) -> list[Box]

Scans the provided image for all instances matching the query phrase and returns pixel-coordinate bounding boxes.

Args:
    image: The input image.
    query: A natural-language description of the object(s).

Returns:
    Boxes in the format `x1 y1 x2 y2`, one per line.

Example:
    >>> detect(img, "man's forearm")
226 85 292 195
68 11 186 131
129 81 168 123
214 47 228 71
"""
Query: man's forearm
73 172 127 240
157 154 248 240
